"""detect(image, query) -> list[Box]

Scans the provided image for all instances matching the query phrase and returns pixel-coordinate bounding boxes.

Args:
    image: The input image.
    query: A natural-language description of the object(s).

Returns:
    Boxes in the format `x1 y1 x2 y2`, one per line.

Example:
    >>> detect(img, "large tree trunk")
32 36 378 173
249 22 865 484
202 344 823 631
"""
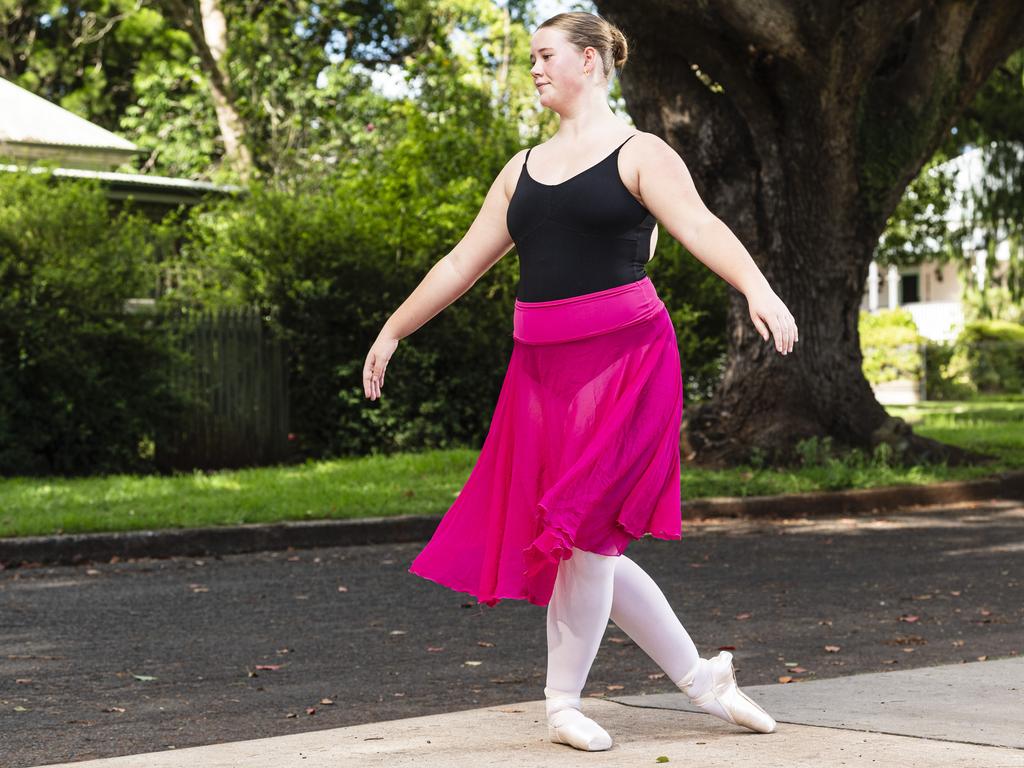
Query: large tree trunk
598 0 1024 468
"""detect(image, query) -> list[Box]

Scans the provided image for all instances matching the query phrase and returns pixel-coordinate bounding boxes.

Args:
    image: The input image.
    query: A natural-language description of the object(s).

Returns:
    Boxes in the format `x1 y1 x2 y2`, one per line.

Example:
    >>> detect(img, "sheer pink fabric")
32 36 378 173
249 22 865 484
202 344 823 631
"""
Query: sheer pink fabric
408 276 683 607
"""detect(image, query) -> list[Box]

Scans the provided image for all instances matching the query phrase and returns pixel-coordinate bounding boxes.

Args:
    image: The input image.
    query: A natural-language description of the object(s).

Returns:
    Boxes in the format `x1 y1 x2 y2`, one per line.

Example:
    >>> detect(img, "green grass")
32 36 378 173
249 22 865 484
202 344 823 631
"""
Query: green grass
0 397 1020 539
688 394 1023 499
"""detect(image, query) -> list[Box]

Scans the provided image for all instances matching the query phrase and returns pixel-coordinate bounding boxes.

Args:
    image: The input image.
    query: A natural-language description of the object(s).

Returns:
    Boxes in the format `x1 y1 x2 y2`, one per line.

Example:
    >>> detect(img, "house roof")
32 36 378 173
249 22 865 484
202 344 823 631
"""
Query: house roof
0 76 241 201
0 76 138 152
0 163 244 200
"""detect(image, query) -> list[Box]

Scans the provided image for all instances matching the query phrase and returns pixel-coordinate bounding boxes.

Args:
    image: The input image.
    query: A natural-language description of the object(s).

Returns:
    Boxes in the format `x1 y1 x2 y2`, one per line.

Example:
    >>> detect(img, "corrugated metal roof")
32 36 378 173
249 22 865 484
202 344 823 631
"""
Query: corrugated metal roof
0 163 243 194
0 76 138 152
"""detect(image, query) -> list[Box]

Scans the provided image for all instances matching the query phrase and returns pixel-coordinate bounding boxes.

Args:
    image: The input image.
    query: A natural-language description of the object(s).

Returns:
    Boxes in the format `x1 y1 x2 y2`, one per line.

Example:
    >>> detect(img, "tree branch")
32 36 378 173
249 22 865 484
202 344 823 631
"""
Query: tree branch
889 2 974 112
835 2 923 86
856 0 1024 228
70 9 133 48
157 0 234 104
960 0 1024 90
713 0 811 66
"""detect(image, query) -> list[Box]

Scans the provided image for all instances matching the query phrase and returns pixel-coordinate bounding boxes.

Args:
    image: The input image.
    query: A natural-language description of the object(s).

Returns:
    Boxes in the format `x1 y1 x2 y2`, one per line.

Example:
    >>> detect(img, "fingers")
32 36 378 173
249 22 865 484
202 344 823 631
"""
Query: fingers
771 313 798 355
364 338 399 400
777 314 789 353
363 353 384 400
760 311 799 356
752 315 769 341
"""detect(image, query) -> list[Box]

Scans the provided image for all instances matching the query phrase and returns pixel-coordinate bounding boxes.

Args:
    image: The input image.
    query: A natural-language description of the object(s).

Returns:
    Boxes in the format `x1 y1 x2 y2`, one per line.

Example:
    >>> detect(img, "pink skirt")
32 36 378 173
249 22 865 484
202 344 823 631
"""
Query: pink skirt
408 276 683 608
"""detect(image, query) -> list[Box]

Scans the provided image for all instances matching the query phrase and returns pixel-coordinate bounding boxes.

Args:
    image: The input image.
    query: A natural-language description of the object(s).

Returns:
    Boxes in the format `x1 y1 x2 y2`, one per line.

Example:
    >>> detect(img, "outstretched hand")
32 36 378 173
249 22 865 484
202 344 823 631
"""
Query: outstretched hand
363 333 400 400
747 286 798 355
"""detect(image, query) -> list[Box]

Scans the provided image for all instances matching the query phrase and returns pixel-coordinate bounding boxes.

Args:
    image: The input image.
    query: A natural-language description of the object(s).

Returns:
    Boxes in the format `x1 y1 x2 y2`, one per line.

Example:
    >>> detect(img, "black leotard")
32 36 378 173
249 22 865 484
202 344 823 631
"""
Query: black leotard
506 134 657 302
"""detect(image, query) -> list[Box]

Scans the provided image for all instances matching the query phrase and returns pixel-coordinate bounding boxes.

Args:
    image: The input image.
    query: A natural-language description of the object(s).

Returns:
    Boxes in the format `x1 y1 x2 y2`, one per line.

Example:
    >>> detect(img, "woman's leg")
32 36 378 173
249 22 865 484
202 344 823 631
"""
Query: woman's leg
609 553 713 695
610 552 777 732
544 546 618 750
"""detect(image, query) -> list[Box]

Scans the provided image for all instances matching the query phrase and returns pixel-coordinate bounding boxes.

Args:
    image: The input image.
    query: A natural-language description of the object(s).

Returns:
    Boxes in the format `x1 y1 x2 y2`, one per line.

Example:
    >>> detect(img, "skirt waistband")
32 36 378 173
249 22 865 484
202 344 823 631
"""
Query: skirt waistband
513 276 666 345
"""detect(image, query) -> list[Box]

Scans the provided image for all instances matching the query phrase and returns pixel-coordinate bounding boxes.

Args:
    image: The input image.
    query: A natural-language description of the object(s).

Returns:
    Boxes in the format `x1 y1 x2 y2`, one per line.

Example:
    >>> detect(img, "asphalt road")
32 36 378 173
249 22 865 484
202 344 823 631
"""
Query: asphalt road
1 498 1021 767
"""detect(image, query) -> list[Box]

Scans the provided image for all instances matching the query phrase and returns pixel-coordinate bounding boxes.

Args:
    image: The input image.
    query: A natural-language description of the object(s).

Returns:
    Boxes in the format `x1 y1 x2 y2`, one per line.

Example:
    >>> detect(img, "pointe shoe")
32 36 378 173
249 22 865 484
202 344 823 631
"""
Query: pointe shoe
675 651 777 733
544 687 614 751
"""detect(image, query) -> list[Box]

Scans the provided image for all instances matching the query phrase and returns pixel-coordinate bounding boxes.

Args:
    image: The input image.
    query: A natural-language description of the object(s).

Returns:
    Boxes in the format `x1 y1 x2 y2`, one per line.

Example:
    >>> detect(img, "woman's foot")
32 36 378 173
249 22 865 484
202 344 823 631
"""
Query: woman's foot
674 651 777 733
544 686 613 751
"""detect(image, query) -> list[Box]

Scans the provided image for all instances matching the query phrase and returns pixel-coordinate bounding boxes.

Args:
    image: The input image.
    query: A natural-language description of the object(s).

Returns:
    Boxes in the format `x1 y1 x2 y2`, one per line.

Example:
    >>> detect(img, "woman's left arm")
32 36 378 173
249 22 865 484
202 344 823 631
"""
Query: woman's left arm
632 133 798 356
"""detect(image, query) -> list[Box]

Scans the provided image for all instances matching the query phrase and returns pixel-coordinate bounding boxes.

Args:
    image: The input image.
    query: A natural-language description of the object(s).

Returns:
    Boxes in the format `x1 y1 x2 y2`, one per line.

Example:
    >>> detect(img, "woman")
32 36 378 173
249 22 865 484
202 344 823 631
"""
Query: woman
362 11 797 753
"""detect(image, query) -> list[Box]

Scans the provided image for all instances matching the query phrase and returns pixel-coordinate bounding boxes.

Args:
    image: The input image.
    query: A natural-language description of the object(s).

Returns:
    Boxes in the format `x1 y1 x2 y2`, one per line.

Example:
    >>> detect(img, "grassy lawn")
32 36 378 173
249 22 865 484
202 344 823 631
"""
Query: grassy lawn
1 396 1020 539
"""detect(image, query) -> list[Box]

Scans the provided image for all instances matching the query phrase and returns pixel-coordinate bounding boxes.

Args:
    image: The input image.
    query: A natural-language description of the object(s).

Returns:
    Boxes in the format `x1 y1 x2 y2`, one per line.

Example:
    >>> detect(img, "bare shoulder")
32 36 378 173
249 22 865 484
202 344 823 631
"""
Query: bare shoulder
625 131 684 166
501 147 531 199
614 130 696 211
624 132 692 189
617 132 676 199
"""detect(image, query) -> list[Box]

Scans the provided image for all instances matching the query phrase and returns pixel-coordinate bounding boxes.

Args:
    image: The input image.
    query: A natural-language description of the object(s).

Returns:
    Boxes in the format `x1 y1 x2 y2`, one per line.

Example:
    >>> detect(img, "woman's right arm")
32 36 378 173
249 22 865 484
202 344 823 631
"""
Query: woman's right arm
362 150 526 400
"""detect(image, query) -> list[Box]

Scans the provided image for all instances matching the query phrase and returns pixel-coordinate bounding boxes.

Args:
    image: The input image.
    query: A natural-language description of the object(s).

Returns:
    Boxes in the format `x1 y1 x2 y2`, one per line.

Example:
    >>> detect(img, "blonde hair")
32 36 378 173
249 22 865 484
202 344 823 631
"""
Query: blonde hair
537 11 629 80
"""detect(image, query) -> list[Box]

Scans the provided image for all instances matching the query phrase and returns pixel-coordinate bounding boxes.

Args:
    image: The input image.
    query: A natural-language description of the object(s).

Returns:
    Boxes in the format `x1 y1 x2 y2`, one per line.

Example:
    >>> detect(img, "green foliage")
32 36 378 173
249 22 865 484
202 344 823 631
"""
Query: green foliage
1 0 518 181
962 277 1024 325
151 100 728 460
928 51 1024 309
922 340 974 400
859 308 925 384
791 434 904 483
646 236 727 403
2 0 205 171
876 151 963 269
945 320 1024 395
946 50 1024 149
159 90 525 458
794 435 835 467
958 141 1024 308
0 170 192 476
118 52 222 180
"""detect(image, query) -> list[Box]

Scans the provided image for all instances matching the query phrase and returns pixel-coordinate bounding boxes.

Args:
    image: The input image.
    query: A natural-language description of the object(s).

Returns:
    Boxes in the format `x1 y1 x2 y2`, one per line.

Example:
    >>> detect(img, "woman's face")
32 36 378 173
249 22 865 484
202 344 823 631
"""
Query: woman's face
529 27 597 110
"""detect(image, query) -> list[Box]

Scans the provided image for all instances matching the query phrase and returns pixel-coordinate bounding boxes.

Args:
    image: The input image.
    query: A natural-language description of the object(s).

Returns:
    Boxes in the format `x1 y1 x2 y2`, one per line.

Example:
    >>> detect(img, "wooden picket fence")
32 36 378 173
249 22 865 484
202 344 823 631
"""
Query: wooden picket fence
154 305 290 471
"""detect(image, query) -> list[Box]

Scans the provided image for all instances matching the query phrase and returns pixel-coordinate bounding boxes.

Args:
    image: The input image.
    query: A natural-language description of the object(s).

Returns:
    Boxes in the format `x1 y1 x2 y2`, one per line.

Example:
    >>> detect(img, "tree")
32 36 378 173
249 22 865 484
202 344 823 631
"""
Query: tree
157 0 254 180
597 1 1024 467
0 0 449 181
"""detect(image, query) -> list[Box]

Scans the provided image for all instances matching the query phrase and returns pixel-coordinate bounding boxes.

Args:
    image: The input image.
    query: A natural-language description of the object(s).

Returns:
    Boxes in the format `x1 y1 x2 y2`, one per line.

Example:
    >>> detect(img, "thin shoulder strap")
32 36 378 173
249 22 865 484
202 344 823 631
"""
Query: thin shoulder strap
518 145 534 177
617 133 640 151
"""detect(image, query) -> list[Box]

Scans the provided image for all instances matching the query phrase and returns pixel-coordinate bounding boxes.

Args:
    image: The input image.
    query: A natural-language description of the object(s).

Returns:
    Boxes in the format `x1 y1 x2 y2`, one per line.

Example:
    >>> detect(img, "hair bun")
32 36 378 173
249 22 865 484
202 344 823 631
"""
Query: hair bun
610 27 628 70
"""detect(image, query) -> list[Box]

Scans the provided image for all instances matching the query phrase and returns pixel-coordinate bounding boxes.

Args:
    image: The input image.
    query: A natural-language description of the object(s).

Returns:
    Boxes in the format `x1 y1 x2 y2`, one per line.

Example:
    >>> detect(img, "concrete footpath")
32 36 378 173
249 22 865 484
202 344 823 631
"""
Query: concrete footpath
33 656 1024 768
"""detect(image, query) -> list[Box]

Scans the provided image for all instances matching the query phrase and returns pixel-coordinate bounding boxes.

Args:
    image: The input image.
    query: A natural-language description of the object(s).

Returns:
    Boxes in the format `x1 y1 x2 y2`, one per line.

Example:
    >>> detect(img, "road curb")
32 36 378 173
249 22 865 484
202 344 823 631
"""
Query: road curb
1 470 1021 569
682 469 1024 518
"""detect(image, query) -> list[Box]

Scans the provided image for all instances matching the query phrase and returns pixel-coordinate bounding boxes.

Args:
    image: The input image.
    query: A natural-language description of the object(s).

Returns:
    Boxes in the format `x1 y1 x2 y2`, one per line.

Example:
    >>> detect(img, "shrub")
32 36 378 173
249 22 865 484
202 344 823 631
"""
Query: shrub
859 308 924 384
946 320 1024 394
922 339 975 400
0 170 189 476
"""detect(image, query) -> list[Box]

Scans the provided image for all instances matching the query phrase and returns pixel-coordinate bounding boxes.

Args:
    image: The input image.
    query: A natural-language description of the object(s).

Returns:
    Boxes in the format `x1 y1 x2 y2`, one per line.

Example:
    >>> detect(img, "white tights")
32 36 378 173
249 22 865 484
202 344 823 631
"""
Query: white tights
545 547 712 736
